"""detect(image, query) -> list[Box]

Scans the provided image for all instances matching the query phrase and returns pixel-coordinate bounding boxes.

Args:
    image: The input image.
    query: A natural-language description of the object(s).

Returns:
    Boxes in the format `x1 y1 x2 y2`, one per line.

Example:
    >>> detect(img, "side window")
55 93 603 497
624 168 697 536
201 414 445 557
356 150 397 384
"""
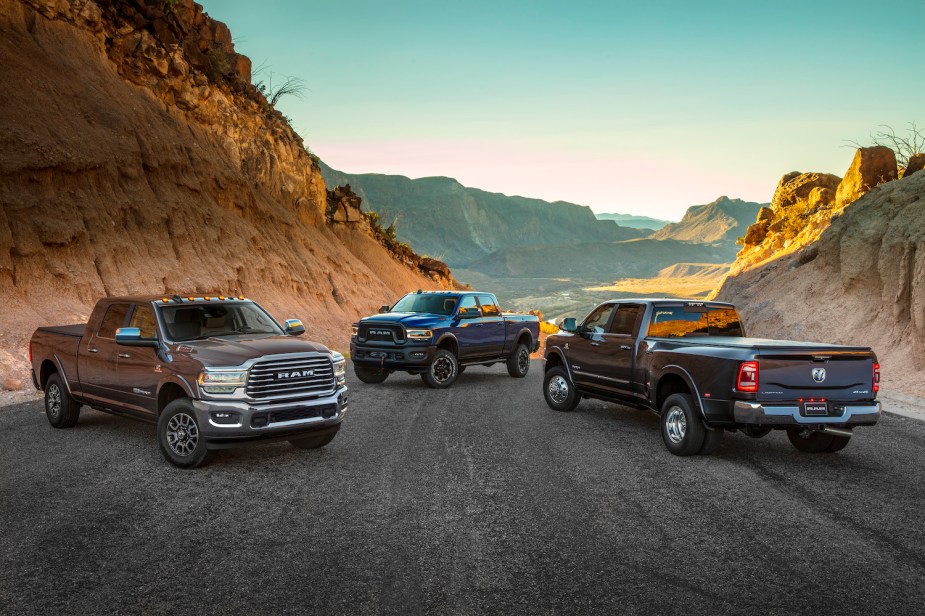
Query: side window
477 294 501 317
129 305 158 338
97 304 131 339
582 304 614 334
609 304 644 336
457 295 479 318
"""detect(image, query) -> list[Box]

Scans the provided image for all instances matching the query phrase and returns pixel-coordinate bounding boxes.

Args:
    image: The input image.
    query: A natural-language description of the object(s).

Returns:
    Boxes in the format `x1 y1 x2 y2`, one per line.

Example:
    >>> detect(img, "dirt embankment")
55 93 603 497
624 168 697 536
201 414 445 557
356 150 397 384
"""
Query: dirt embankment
0 0 455 388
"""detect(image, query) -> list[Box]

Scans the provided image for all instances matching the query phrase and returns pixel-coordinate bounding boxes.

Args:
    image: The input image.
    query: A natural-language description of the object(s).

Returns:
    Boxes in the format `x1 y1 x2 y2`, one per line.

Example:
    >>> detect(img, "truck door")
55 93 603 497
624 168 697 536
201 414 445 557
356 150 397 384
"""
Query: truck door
114 303 161 415
565 303 615 393
78 302 131 404
453 295 492 360
600 303 646 399
476 294 506 358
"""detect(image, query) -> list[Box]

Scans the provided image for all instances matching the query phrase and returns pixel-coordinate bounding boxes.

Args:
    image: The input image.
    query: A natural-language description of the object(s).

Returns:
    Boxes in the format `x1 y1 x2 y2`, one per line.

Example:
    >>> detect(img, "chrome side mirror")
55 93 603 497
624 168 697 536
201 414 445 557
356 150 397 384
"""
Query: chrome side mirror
284 319 305 336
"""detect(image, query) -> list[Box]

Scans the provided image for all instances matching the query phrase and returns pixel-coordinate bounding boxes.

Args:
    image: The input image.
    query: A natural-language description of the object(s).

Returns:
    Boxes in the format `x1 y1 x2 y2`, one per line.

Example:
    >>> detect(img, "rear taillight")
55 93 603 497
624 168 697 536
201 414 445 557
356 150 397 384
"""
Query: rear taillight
737 361 759 393
28 341 32 363
873 362 880 394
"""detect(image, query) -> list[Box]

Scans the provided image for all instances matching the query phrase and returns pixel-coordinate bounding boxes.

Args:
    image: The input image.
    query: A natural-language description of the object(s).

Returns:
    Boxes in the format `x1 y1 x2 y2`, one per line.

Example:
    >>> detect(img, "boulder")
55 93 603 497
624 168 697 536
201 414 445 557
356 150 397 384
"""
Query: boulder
326 185 363 223
756 206 775 222
420 258 451 277
771 172 842 211
835 146 898 207
903 153 925 178
3 378 23 392
807 186 835 210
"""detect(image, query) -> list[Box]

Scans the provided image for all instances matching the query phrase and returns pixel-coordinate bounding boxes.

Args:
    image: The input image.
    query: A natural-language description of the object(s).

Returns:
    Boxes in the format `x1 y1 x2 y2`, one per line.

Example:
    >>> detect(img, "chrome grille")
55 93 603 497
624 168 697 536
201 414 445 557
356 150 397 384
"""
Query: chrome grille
246 355 335 400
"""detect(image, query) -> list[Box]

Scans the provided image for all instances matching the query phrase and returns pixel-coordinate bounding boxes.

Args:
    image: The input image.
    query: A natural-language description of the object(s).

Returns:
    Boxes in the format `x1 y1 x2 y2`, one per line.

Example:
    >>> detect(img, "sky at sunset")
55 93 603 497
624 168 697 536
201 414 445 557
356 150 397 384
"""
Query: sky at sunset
213 0 925 219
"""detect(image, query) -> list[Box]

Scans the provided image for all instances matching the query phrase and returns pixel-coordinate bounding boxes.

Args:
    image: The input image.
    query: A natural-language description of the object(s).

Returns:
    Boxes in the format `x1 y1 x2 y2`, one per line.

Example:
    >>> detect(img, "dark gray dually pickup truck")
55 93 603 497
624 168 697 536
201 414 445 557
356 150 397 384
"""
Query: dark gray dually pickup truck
543 299 880 456
30 295 348 468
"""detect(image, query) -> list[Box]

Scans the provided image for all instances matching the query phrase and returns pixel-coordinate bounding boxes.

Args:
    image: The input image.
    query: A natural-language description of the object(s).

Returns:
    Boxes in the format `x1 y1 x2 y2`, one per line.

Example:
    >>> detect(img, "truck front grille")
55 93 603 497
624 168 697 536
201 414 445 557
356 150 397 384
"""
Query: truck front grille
358 323 405 344
246 355 335 400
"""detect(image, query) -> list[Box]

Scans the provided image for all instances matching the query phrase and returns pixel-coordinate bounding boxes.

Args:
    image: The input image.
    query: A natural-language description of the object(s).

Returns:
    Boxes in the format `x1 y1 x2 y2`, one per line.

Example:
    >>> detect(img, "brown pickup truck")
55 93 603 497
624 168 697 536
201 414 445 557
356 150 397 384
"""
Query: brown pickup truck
30 295 348 468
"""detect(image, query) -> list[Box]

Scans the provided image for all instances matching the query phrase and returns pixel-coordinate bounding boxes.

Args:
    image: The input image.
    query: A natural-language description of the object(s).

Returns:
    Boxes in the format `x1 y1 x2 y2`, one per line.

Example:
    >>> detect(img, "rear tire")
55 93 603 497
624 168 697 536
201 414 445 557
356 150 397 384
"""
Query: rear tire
698 426 724 455
543 366 580 412
786 428 834 453
44 373 80 429
661 393 705 456
457 365 466 375
421 349 459 388
355 366 389 384
158 399 214 469
825 434 851 452
290 432 338 450
506 343 531 378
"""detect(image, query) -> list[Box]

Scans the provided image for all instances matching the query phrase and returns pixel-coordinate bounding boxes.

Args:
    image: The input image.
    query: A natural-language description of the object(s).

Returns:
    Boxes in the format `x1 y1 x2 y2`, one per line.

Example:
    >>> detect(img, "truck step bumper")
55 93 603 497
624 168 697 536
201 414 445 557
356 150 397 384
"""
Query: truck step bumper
733 400 881 426
350 343 435 371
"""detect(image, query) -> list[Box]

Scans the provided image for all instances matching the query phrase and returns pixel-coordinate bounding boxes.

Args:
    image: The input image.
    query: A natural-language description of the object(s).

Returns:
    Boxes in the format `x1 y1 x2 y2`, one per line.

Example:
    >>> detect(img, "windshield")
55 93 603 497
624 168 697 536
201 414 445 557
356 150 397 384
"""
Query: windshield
390 294 459 316
158 303 284 341
647 306 744 338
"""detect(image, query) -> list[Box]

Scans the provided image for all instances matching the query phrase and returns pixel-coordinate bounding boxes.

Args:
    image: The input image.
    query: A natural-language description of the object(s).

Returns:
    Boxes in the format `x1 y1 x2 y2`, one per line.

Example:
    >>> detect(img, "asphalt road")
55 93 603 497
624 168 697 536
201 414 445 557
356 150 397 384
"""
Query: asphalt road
2 362 925 615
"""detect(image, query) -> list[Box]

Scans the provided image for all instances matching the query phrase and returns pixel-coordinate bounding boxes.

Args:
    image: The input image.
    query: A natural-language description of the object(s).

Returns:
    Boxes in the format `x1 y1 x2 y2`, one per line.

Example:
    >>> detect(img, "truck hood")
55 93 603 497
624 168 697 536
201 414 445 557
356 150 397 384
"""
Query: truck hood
170 335 332 368
360 312 451 328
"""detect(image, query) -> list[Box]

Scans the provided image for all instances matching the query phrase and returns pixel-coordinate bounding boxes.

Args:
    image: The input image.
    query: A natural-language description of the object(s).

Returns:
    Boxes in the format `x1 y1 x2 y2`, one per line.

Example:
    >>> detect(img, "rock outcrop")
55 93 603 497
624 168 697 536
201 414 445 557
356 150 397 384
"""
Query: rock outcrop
835 146 898 207
904 153 925 178
0 0 456 384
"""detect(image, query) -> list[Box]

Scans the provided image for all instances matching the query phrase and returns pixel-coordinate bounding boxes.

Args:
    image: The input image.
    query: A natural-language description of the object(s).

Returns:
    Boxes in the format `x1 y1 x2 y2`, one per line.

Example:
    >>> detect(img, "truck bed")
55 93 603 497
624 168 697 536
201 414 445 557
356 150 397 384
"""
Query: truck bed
36 324 86 338
649 336 872 353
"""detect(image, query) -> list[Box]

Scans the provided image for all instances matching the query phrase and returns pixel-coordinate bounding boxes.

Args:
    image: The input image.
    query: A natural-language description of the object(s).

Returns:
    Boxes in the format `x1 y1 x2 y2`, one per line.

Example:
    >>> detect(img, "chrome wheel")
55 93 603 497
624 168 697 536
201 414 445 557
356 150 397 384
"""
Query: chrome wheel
517 348 529 373
547 375 570 404
47 384 62 418
432 356 455 383
664 406 687 444
166 412 199 457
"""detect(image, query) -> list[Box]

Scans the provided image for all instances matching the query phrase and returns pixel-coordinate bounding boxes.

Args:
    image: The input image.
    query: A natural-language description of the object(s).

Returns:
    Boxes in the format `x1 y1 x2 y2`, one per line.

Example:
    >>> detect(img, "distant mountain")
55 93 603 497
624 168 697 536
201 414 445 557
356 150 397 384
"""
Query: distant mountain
595 212 672 230
652 196 765 245
319 162 647 267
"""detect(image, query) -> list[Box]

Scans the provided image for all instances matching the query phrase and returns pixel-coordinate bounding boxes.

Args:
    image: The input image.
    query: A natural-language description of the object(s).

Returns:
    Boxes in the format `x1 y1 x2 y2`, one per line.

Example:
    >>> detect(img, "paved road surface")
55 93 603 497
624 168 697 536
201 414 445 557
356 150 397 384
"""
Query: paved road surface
2 363 924 615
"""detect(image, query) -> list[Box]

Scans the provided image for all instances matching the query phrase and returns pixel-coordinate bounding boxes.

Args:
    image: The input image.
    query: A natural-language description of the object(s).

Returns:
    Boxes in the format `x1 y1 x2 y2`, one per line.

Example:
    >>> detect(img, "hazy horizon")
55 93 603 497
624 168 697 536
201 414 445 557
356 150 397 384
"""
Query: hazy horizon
214 0 925 219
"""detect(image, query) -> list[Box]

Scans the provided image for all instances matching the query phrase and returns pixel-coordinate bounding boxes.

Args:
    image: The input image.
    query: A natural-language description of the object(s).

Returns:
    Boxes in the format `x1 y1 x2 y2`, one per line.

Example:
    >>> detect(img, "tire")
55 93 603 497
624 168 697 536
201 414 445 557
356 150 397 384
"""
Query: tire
661 393 706 456
290 431 338 450
506 342 531 378
786 428 834 453
457 365 467 375
698 426 724 455
543 366 580 412
421 349 459 389
158 399 214 469
825 434 851 452
355 365 389 384
44 373 80 429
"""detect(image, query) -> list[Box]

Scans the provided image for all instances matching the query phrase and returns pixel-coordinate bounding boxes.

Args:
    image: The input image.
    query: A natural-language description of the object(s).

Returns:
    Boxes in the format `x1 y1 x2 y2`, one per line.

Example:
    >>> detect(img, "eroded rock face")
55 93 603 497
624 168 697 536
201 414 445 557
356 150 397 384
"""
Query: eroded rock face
327 185 363 224
770 172 842 212
835 146 898 207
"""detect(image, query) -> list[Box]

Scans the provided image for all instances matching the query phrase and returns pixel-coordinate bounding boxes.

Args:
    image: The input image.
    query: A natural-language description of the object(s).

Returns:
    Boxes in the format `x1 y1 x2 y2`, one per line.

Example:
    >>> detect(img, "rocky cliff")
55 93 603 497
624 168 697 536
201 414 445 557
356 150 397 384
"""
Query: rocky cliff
0 0 452 386
319 162 647 268
715 147 924 394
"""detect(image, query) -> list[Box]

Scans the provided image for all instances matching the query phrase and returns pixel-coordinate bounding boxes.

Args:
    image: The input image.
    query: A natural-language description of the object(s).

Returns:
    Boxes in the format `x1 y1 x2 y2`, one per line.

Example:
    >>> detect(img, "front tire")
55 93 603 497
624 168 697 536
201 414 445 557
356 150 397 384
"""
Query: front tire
786 428 835 453
421 349 459 388
661 393 706 456
506 342 530 378
158 399 214 469
355 366 389 384
543 366 580 412
290 431 338 450
44 373 80 429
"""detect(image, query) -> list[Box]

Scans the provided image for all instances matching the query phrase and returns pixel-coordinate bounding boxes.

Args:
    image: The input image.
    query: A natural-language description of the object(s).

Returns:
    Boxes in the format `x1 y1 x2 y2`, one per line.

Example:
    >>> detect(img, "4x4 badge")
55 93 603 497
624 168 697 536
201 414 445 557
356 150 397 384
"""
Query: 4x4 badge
812 368 826 383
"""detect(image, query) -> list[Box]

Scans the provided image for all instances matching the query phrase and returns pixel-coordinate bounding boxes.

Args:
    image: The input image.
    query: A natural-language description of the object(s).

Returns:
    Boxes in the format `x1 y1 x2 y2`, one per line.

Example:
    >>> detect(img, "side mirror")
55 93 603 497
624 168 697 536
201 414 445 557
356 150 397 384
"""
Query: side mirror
378 305 391 314
284 319 305 336
115 327 159 347
559 317 578 333
458 307 480 319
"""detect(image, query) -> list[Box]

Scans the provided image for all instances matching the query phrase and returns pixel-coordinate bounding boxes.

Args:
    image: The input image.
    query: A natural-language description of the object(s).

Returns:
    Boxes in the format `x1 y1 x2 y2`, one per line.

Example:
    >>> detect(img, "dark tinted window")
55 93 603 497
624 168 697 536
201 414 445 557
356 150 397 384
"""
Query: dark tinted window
477 294 501 317
129 305 158 338
609 304 643 336
582 303 614 334
647 306 744 338
391 293 459 316
97 304 130 339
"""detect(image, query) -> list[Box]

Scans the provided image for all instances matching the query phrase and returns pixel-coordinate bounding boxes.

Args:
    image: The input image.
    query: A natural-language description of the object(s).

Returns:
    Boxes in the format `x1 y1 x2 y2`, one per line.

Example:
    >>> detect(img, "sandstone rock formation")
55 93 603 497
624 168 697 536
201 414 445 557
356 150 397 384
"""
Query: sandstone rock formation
326 185 364 224
0 0 457 385
835 146 898 207
904 153 925 178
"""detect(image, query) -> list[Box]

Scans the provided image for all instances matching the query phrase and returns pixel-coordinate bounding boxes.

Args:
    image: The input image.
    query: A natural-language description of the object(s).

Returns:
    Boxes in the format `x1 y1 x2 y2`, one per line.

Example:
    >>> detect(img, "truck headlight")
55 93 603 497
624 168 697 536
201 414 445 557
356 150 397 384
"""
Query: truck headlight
407 329 433 341
198 369 247 394
332 353 347 386
351 325 358 338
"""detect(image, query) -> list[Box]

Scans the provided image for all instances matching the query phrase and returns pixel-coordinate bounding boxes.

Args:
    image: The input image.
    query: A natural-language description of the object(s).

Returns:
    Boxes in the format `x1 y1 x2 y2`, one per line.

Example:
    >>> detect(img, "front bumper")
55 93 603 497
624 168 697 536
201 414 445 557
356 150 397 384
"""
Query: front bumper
350 341 436 372
733 400 881 426
192 386 348 449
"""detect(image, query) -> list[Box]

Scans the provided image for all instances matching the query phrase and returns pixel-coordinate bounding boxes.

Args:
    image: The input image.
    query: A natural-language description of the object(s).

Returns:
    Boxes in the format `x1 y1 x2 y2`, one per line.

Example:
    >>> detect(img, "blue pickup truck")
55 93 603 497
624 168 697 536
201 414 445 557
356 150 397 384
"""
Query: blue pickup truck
350 291 540 388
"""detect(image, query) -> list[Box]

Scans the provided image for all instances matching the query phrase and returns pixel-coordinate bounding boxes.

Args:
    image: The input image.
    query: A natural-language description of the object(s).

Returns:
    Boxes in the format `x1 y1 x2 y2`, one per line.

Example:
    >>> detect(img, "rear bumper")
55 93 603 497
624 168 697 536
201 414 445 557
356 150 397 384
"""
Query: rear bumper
733 400 881 426
350 342 436 372
192 386 348 449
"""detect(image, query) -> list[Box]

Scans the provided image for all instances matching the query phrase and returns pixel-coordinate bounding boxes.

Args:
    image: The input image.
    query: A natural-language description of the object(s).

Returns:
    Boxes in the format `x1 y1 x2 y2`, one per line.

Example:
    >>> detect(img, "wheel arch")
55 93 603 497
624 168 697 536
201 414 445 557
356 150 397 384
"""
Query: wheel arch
156 378 194 415
435 333 459 357
654 366 701 415
514 328 533 351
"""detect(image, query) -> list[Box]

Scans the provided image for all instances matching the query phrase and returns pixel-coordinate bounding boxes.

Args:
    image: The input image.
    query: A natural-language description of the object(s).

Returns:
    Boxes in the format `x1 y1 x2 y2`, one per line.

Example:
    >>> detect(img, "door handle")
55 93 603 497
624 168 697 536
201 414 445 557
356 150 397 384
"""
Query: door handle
591 342 601 347
475 324 483 327
88 348 98 353
118 353 132 359
620 345 632 351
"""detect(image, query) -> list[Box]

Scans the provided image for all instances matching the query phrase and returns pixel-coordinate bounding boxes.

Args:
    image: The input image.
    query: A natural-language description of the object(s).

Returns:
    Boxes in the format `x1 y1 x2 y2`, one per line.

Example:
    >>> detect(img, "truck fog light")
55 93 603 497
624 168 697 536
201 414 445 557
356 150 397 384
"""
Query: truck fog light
210 411 240 424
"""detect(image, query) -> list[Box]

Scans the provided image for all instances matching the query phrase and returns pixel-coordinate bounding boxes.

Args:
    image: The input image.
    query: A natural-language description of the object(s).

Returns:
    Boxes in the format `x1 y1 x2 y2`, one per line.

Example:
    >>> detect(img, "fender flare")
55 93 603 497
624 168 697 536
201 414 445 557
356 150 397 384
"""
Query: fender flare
656 364 714 428
156 375 196 402
543 347 575 383
512 326 534 350
433 332 459 355
51 353 75 396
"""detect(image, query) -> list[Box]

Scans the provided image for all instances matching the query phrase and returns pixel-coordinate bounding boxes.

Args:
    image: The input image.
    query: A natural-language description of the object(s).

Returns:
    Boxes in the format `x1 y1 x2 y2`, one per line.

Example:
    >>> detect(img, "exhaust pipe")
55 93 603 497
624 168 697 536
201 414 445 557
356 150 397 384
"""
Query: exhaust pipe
821 426 853 438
